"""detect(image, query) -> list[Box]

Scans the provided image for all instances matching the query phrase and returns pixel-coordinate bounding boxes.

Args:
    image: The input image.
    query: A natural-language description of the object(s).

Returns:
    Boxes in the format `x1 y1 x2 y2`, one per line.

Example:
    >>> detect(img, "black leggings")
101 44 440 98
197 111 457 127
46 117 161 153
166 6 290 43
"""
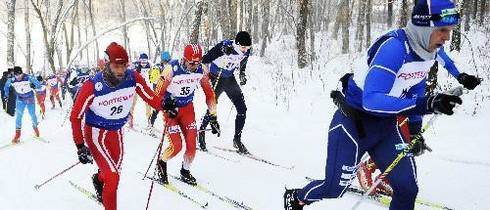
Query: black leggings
200 73 247 139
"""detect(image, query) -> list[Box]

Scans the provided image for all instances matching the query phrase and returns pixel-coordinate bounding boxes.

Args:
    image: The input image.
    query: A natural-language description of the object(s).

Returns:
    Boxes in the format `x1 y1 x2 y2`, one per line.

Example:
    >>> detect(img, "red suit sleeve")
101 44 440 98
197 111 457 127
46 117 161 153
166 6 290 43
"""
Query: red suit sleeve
70 81 95 146
134 71 162 111
201 66 217 115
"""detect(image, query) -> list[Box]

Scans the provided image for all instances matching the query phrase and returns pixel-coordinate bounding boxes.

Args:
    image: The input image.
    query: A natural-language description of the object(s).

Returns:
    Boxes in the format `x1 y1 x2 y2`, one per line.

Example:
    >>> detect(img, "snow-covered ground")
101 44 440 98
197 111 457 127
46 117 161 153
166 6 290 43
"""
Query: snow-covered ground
1 20 490 210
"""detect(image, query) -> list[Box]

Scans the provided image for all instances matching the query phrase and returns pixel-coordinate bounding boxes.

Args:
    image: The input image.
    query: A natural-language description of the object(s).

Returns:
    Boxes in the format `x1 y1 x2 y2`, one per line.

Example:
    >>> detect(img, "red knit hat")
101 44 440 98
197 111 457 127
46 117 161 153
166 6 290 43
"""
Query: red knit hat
105 42 128 64
183 44 203 61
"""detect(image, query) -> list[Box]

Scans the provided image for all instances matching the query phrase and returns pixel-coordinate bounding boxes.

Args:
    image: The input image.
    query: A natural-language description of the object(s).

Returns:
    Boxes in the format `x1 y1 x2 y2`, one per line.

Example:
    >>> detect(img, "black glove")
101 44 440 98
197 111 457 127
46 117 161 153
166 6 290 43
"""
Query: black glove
162 97 177 111
222 41 234 55
209 114 221 137
427 93 462 115
239 72 247 85
167 108 178 119
408 123 431 156
76 144 93 164
457 73 481 90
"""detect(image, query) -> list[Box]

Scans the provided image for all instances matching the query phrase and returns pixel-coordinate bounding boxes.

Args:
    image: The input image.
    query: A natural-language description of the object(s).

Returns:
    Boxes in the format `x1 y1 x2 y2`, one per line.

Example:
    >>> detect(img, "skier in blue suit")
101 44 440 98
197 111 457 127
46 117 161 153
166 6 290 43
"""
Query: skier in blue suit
3 66 42 143
284 1 481 210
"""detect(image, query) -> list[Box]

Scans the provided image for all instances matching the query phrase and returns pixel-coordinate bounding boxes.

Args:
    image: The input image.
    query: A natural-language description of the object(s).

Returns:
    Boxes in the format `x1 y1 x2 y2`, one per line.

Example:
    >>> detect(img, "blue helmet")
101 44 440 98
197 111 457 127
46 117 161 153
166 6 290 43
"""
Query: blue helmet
411 0 460 27
160 51 171 62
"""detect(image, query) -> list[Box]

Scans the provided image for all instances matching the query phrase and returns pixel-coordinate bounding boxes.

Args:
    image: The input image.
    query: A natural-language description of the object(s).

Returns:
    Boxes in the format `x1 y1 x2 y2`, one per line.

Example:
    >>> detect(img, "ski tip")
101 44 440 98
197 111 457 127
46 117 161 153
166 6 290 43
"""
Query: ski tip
34 185 40 190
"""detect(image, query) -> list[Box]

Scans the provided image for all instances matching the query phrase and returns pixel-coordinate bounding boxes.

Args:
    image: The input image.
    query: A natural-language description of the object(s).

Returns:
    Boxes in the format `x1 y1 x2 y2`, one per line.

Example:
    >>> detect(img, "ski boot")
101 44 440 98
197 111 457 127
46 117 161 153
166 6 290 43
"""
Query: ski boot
357 158 393 196
33 127 40 138
11 129 21 144
283 188 304 210
233 137 249 154
92 173 103 203
180 166 197 186
157 160 169 185
198 131 207 152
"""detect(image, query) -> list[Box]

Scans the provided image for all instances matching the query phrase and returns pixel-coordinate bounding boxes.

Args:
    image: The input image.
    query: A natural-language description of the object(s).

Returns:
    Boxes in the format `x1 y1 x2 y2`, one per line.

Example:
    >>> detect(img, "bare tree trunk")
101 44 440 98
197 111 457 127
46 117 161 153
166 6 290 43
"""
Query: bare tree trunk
463 0 471 31
398 0 409 28
159 1 166 52
230 0 238 36
387 0 393 28
190 1 206 44
472 0 478 20
24 0 32 72
341 0 350 53
297 0 308 68
365 0 372 48
7 0 17 67
252 1 259 42
246 0 253 31
87 0 99 59
83 2 90 66
308 0 315 60
451 0 464 51
356 0 366 52
259 0 270 57
479 0 487 26
118 0 131 57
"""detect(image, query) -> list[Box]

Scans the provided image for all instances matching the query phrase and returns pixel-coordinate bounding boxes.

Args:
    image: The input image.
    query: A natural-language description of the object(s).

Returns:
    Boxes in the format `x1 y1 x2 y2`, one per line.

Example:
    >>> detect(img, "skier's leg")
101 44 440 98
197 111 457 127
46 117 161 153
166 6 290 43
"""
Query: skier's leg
15 100 27 129
161 116 184 162
369 118 418 210
84 126 124 210
26 102 38 128
223 77 247 140
180 104 197 170
297 110 364 204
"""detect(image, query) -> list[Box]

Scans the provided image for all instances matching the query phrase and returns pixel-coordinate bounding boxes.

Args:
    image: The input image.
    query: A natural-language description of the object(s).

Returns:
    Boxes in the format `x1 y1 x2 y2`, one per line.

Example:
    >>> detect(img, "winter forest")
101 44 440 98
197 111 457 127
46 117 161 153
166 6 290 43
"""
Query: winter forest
1 0 490 210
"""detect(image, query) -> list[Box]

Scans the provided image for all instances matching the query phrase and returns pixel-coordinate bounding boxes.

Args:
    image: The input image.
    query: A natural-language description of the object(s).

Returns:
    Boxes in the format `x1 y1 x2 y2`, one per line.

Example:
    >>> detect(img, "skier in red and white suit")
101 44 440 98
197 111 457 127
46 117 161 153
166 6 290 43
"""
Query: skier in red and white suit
70 42 163 210
154 44 220 185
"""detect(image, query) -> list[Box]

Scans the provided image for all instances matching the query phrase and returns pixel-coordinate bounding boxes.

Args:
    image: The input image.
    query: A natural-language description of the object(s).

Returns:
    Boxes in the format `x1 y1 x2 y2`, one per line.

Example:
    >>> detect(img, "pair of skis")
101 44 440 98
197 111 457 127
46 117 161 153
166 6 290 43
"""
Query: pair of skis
0 136 50 151
304 177 455 210
141 172 253 210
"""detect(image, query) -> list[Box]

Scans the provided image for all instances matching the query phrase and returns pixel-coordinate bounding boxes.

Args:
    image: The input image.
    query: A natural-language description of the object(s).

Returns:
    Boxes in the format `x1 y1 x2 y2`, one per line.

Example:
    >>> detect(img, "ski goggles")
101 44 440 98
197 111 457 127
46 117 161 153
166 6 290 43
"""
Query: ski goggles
187 60 201 66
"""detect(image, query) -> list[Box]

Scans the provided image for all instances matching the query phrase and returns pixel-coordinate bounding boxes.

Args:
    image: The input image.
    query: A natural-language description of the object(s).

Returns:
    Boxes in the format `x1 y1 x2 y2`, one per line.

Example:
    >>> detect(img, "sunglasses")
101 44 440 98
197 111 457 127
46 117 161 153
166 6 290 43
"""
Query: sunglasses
187 60 201 65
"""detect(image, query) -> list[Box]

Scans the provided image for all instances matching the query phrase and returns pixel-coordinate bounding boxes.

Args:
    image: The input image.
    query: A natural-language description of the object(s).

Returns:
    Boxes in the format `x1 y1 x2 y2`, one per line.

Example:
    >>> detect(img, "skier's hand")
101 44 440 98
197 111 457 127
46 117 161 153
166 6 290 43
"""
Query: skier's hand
457 73 481 90
209 114 220 137
162 97 177 111
76 144 93 164
427 93 462 115
410 135 431 156
239 72 247 85
166 108 178 119
222 40 234 55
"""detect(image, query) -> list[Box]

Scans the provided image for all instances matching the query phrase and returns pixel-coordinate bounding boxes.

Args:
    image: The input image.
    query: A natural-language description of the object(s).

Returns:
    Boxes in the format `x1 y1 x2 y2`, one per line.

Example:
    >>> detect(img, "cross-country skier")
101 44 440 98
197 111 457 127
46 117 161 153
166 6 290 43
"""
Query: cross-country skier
198 31 252 154
283 1 481 210
153 44 219 185
46 73 63 109
66 65 91 101
148 51 172 128
35 75 47 119
3 66 41 143
128 53 153 127
70 42 163 210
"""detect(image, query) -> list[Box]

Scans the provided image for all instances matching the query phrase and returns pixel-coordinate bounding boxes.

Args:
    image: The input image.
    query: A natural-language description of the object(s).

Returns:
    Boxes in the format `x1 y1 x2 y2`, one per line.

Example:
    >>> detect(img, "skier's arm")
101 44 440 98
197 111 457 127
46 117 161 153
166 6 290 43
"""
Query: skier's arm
239 55 249 74
28 75 41 89
436 47 460 78
202 41 225 64
3 79 12 99
200 65 217 115
70 81 95 147
134 71 162 111
362 38 428 115
154 65 173 98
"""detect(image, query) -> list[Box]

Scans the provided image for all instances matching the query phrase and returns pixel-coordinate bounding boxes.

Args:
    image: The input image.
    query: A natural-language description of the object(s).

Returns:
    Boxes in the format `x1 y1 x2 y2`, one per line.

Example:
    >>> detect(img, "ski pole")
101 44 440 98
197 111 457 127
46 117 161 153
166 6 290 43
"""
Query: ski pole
351 86 464 210
34 161 81 190
145 123 168 209
142 123 167 180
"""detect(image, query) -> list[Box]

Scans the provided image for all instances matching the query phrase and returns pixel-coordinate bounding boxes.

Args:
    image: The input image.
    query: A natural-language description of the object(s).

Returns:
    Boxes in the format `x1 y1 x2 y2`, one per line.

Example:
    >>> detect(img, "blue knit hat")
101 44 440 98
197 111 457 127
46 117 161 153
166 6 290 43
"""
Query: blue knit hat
160 51 171 62
139 53 149 60
411 0 460 27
